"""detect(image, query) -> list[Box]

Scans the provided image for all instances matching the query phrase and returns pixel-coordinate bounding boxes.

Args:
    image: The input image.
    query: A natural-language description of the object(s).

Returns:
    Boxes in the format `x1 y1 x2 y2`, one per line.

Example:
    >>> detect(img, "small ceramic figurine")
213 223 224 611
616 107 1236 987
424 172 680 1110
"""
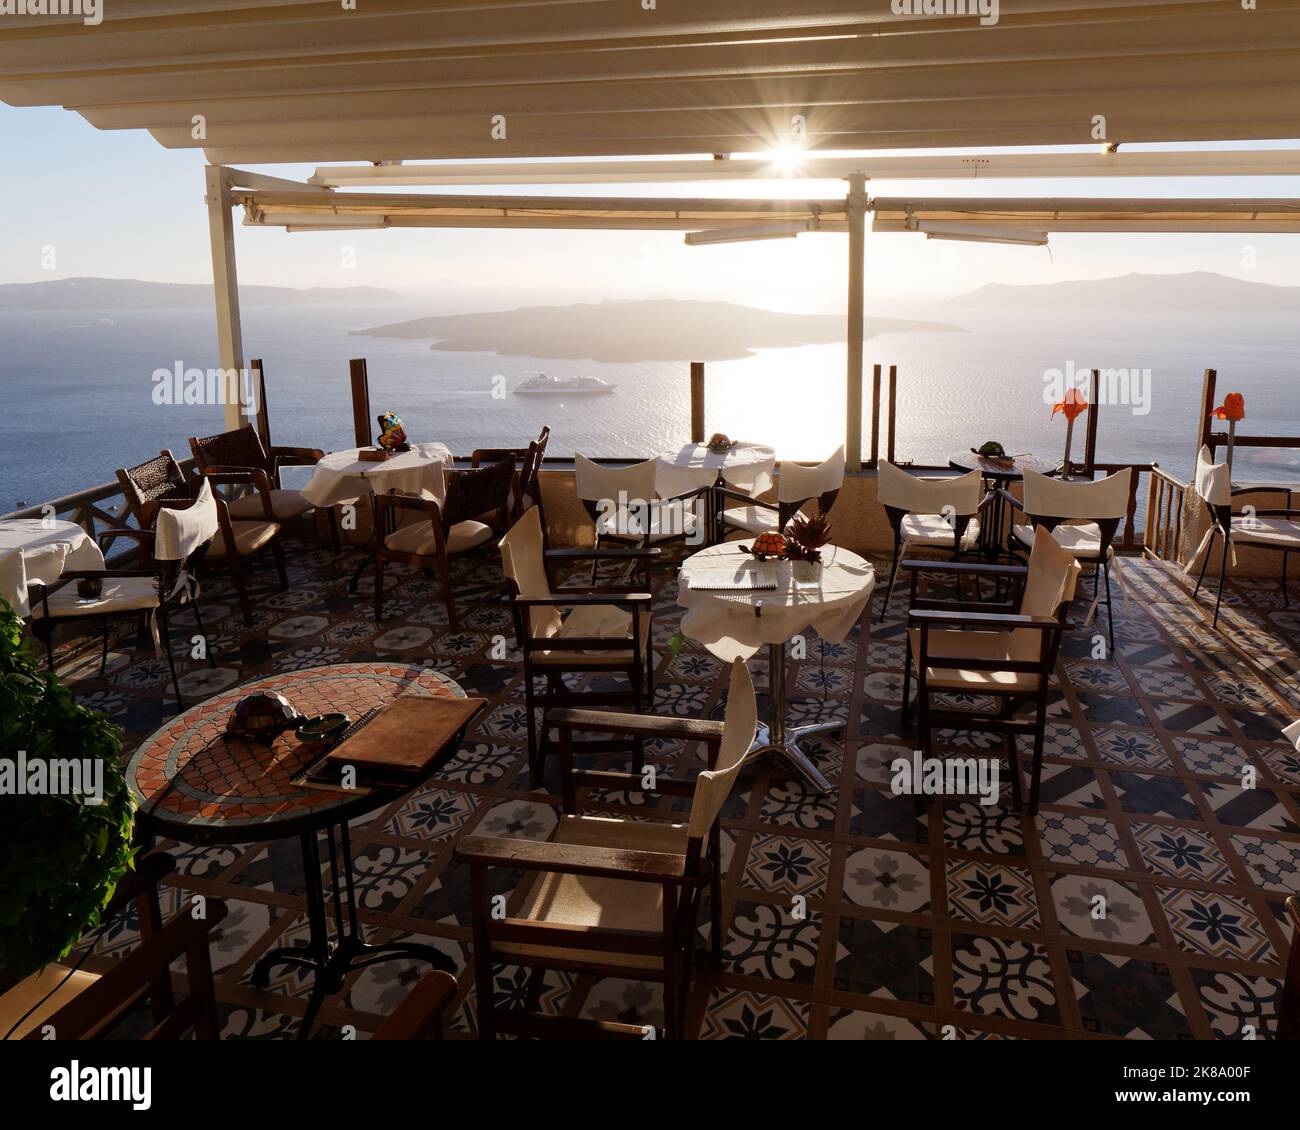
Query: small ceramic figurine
377 411 409 452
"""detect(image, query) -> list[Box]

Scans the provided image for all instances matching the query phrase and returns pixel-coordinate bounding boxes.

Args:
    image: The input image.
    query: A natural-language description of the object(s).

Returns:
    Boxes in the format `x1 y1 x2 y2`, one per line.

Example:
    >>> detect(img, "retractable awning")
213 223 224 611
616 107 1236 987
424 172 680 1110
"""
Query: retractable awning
3 1 1300 163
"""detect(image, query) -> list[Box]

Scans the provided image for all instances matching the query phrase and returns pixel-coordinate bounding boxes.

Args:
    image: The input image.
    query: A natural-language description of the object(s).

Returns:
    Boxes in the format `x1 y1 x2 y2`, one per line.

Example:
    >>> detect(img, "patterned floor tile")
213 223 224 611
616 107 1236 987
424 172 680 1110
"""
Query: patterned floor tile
1227 832 1300 890
742 834 831 897
722 901 820 985
1049 873 1156 945
1110 770 1200 819
1158 888 1275 962
833 916 935 1003
1035 813 1130 871
826 1006 928 1040
1069 951 1191 1039
950 934 1059 1025
1092 727 1172 769
1131 822 1233 883
1190 968 1285 1040
946 860 1040 929
699 988 809 1040
842 846 931 913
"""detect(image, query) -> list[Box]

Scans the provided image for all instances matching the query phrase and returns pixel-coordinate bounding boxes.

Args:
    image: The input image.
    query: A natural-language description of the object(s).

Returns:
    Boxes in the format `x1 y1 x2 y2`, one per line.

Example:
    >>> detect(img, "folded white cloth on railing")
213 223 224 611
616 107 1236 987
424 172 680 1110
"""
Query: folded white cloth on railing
656 442 776 500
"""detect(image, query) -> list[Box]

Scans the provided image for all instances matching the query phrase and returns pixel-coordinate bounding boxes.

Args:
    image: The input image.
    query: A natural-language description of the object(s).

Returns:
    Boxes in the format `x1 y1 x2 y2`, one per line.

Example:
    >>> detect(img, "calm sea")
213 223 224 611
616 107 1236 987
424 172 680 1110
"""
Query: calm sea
3 301 1299 512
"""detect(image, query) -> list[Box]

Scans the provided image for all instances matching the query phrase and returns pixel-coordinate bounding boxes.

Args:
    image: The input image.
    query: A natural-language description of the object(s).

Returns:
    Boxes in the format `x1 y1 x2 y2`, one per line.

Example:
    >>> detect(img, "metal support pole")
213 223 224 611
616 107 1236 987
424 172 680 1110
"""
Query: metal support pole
844 173 868 469
204 165 247 431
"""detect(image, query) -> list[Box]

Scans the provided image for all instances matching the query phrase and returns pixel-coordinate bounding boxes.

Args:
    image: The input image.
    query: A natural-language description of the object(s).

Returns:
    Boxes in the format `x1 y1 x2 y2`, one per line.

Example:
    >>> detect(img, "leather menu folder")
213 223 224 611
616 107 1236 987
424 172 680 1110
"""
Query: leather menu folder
308 695 486 786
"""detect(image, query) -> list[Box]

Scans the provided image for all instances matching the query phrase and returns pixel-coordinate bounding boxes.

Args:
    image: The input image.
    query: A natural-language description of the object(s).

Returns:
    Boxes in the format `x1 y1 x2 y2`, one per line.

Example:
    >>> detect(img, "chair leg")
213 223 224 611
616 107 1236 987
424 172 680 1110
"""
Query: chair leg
1028 705 1048 814
709 829 724 971
469 868 496 1041
901 637 913 723
270 538 289 591
373 557 385 624
438 553 458 631
159 606 184 710
1102 558 1116 655
229 559 254 625
525 668 541 788
1283 551 1291 608
189 590 216 667
1212 534 1231 629
630 663 645 776
325 506 341 553
590 531 601 586
1193 528 1214 598
879 538 902 623
1002 700 1022 810
99 619 110 674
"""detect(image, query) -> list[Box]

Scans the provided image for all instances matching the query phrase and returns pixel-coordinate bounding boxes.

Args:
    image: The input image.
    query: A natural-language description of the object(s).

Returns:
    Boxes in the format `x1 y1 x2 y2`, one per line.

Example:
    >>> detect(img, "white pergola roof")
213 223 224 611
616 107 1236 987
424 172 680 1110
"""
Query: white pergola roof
3 1 1300 163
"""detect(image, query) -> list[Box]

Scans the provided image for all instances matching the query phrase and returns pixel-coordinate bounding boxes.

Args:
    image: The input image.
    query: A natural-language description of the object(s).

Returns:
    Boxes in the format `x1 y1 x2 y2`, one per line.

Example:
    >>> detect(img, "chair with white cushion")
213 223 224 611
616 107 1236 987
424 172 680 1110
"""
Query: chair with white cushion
902 529 1081 812
1187 444 1300 628
1005 467 1132 651
372 456 516 629
455 656 756 1040
30 481 220 708
500 505 659 786
877 461 988 622
717 446 845 540
574 454 706 582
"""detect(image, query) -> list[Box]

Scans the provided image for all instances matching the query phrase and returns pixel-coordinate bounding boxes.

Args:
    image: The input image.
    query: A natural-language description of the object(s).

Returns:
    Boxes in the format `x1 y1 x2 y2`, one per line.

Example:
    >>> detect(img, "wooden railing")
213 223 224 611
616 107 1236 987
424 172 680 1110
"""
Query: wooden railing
1142 464 1188 562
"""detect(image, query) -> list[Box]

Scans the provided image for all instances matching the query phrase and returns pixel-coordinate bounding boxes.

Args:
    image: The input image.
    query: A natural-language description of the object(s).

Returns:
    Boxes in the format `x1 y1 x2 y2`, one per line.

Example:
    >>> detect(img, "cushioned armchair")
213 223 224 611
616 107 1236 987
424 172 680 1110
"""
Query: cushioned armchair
718 445 845 538
454 657 756 1040
902 530 1081 812
470 424 550 526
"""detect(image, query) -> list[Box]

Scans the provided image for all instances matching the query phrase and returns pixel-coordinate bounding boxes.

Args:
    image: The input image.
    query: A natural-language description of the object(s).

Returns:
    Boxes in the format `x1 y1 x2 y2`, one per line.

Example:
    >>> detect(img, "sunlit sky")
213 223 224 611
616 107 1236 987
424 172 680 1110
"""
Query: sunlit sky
3 105 1300 315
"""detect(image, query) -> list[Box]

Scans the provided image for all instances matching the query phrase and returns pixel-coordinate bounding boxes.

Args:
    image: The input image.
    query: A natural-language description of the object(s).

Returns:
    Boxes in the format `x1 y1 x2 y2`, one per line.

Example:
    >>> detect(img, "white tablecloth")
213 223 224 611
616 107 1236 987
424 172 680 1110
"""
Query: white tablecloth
656 442 776 500
300 442 455 508
677 542 875 662
0 519 106 617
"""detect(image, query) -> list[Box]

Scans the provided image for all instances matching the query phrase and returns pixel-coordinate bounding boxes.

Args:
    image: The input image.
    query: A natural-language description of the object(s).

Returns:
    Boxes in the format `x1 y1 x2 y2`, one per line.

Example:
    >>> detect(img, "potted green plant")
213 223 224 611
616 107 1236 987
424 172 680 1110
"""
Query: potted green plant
0 598 135 990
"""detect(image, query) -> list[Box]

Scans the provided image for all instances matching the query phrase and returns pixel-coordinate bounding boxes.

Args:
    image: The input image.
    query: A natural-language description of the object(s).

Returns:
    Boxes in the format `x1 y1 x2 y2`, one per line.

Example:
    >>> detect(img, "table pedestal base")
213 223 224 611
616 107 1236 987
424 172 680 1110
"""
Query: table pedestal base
748 642 836 794
250 823 454 1038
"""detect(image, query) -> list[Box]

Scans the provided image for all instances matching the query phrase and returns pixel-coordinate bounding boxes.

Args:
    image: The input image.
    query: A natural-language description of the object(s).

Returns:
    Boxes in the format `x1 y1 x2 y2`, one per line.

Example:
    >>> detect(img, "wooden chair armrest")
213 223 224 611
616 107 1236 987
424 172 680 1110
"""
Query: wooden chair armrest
1230 485 1296 498
515 592 652 607
991 488 1023 511
909 608 1059 630
901 559 1027 578
658 483 713 503
454 835 705 884
97 528 155 553
204 468 273 493
470 447 525 467
550 706 725 743
269 445 324 465
715 485 767 505
545 547 662 561
370 971 458 1040
28 899 228 1040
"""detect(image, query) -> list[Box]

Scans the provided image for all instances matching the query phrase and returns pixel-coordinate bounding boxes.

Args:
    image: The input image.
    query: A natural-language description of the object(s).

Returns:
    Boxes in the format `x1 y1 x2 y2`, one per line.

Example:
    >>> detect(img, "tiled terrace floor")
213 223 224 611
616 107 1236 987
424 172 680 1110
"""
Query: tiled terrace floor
58 534 1300 1039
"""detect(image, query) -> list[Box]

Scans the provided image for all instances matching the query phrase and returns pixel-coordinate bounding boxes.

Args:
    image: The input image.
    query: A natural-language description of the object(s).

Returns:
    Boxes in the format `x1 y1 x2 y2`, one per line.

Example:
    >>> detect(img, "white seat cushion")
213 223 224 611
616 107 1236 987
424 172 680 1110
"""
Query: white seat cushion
533 604 651 666
32 576 159 619
596 502 699 544
1012 522 1110 559
228 489 312 520
384 518 494 556
901 512 980 550
495 815 688 972
1231 515 1300 548
721 503 780 534
908 627 1042 693
209 519 280 558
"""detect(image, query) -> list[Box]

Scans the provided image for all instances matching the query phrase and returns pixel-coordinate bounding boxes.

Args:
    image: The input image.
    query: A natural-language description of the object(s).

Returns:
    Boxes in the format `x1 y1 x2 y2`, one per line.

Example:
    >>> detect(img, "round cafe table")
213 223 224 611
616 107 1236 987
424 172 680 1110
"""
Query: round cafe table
0 518 106 617
947 449 1060 559
655 441 776 500
300 442 454 591
126 661 466 1037
677 542 875 793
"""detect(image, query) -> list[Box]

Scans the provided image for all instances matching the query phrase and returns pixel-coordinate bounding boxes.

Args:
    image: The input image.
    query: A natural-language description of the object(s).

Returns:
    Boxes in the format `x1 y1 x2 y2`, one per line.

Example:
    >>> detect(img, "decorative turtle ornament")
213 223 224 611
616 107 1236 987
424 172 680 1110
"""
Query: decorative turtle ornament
975 440 1006 458
706 432 736 454
226 692 301 745
747 531 788 560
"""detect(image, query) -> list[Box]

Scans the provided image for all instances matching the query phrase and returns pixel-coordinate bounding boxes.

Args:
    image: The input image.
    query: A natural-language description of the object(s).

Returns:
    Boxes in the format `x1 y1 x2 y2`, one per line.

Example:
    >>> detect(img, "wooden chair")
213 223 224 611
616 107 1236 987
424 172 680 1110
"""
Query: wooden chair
471 425 550 526
190 424 338 549
499 505 659 786
1004 467 1133 652
371 970 458 1040
372 456 516 628
117 450 287 625
877 461 989 622
718 445 845 538
1278 895 1300 1040
455 656 757 1041
31 481 221 707
902 529 1081 812
1 853 228 1041
1189 443 1300 627
574 453 708 584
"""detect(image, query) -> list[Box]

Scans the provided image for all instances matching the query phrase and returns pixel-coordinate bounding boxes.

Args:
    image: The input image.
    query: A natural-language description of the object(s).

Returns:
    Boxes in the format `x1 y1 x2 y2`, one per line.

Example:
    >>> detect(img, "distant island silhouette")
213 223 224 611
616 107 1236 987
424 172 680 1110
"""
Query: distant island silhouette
352 298 962 362
950 270 1300 311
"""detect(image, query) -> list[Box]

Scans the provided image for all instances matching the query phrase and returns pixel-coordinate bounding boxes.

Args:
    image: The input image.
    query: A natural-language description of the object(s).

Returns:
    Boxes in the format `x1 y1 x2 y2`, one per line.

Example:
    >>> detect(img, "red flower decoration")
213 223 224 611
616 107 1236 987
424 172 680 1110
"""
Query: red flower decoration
1211 392 1245 422
1051 387 1089 422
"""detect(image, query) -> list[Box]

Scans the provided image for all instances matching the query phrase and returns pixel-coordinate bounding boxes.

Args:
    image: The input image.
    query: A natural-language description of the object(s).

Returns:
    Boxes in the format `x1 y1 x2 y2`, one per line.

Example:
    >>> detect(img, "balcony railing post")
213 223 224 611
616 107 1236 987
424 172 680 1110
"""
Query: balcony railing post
690 362 705 444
